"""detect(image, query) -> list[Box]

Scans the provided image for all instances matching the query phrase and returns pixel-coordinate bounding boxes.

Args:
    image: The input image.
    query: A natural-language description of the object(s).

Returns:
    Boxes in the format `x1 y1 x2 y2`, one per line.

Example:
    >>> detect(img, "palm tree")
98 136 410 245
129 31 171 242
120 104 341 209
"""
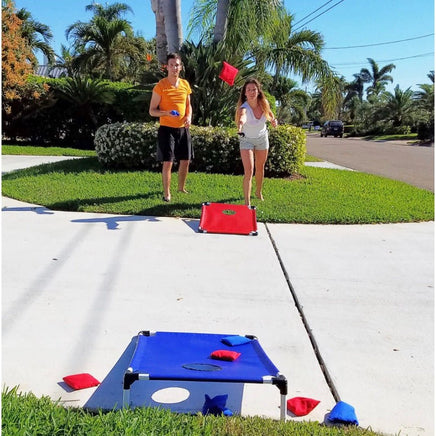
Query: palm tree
414 82 434 113
85 2 133 20
213 0 229 43
414 70 434 112
180 40 256 126
345 73 366 102
56 75 115 126
52 45 76 76
360 58 395 98
414 71 434 141
314 74 344 120
382 85 415 127
16 7 55 64
66 2 134 80
263 27 331 87
151 0 182 64
269 76 310 124
190 2 333 90
189 0 287 55
188 1 339 122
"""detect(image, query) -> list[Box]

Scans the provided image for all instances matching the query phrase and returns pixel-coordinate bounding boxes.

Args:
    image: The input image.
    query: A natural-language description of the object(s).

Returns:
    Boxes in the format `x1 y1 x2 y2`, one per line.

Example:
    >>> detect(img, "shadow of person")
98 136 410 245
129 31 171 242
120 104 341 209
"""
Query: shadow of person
71 215 160 230
2 206 54 215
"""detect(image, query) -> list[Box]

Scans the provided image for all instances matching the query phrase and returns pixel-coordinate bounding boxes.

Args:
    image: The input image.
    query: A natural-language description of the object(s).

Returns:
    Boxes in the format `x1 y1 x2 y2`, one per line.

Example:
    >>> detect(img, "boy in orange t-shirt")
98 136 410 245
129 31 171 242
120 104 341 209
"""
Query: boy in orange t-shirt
149 53 193 202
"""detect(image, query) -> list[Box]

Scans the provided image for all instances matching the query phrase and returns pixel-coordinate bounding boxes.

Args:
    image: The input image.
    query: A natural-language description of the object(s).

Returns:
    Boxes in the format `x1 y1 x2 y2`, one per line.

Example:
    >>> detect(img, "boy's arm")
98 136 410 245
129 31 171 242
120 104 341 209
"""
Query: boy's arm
183 95 192 127
149 91 171 118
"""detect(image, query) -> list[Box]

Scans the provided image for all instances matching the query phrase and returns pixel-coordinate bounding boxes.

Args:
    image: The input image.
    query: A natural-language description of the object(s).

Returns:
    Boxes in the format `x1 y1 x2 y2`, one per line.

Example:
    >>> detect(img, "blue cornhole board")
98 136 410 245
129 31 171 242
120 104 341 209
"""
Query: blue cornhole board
123 331 288 420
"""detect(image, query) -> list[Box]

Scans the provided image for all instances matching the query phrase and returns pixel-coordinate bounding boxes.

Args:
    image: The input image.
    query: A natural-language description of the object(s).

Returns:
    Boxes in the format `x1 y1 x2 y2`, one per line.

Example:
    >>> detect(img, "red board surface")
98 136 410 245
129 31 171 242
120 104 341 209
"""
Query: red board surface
198 202 257 235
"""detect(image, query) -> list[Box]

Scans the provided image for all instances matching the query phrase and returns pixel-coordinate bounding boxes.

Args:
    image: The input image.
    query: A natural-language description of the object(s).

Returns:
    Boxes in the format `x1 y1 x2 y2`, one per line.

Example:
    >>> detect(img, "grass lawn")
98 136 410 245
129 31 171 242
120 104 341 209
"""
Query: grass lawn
2 156 433 223
2 387 384 436
363 133 418 142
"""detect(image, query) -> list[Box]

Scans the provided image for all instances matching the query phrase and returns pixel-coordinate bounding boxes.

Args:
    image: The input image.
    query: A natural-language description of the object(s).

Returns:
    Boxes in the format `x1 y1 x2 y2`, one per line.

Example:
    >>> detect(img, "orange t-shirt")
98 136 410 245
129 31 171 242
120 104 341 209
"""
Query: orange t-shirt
153 77 192 128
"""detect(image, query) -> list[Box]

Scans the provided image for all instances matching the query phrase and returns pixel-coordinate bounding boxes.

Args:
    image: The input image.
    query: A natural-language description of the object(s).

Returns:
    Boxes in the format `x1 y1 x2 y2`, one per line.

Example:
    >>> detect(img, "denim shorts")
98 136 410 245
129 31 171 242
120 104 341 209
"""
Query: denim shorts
239 132 269 151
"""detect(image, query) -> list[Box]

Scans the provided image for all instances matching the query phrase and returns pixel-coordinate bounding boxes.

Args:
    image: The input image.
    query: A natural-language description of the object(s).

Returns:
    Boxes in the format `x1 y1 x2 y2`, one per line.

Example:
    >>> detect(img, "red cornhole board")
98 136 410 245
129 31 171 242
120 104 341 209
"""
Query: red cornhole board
198 202 258 235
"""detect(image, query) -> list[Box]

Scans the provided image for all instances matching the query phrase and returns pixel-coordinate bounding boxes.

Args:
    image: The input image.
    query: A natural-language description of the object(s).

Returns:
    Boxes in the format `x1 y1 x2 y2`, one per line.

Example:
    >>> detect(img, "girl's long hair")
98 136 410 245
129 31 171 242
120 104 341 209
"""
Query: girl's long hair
235 78 273 125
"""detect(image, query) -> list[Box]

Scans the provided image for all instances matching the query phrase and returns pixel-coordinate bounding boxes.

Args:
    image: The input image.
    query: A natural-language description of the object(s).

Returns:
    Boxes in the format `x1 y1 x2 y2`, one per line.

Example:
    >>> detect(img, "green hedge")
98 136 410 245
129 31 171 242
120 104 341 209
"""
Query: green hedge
2 76 151 148
95 123 306 177
25 75 151 123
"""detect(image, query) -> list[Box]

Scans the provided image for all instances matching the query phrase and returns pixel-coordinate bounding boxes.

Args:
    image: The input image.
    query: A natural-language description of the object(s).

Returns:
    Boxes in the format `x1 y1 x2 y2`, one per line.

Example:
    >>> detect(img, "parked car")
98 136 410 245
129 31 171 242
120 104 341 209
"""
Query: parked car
320 120 344 138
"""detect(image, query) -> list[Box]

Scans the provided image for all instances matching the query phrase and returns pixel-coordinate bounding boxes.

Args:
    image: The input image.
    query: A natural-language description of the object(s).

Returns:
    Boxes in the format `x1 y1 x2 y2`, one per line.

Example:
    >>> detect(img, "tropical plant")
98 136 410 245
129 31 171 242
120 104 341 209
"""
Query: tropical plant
56 75 115 126
381 85 415 128
52 44 76 77
188 1 337 118
264 28 330 88
3 75 151 146
414 70 434 113
342 95 362 125
345 72 366 103
360 58 396 98
85 2 133 20
116 34 157 83
315 74 344 120
351 99 382 135
189 1 331 82
179 40 256 126
351 84 417 136
269 76 310 124
414 71 434 142
66 2 138 81
190 0 287 54
306 91 322 125
16 7 55 64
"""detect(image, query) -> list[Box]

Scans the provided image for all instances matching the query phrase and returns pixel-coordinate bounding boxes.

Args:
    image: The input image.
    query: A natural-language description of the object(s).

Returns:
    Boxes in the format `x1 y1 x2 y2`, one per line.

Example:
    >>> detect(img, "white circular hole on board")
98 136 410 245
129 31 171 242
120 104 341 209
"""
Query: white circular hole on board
151 387 190 404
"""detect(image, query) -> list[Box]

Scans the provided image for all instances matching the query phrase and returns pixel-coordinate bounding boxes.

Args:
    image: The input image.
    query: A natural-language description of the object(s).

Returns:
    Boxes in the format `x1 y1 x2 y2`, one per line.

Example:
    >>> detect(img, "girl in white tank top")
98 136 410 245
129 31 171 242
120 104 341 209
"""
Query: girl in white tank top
235 79 277 206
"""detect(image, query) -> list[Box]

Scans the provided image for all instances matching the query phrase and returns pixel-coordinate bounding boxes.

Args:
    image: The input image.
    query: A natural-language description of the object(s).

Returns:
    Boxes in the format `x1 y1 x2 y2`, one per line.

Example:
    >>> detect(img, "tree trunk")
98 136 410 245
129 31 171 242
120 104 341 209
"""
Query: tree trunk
163 0 183 53
151 0 168 64
213 0 229 43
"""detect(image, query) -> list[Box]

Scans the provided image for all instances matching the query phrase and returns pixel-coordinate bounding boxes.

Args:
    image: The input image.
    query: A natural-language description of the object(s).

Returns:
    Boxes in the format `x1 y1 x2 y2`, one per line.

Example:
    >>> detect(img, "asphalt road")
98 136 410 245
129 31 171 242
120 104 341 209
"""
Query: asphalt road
305 133 434 192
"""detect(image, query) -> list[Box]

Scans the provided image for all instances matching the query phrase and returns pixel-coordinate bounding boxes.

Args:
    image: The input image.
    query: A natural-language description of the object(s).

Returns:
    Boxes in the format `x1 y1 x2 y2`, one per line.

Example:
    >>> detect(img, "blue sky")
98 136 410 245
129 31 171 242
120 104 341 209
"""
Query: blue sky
14 0 435 92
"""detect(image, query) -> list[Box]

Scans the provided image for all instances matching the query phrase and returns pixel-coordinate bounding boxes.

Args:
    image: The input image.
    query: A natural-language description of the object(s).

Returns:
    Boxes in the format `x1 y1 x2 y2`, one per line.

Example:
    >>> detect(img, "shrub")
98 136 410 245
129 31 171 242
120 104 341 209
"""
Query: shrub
95 122 306 177
3 75 151 148
266 125 306 177
390 125 411 135
417 120 434 142
189 125 241 174
94 122 160 170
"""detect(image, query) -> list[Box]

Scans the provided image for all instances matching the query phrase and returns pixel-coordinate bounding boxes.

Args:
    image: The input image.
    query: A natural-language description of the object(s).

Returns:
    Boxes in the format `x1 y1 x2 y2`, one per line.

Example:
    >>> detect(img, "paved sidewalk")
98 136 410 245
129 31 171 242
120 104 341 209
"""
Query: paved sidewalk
2 156 434 435
1 155 82 174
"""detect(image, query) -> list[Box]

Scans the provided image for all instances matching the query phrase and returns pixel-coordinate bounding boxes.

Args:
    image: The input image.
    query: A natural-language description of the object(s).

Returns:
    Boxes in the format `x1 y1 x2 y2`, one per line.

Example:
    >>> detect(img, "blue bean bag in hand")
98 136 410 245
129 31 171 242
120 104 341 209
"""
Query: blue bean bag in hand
328 401 359 425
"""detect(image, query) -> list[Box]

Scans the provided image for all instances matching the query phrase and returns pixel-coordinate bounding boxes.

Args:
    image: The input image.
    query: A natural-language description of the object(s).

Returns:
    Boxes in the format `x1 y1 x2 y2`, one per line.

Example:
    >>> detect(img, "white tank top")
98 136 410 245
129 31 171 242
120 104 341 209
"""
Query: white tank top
240 102 267 138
